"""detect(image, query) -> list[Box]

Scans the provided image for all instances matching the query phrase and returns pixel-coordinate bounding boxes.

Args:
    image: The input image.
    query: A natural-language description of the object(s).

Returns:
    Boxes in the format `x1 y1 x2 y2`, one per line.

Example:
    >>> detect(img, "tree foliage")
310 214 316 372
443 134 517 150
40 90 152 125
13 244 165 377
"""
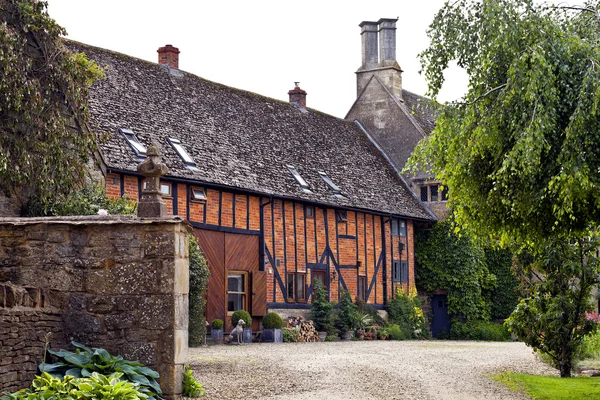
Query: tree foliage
410 0 600 376
415 219 496 321
188 235 209 347
0 0 103 214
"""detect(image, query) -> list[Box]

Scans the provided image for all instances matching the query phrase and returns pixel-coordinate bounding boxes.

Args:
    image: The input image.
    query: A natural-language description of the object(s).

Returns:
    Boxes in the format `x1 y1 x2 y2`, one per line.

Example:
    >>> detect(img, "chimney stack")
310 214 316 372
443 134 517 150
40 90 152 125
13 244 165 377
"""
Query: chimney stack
378 18 397 67
288 82 307 110
157 44 180 70
359 21 378 70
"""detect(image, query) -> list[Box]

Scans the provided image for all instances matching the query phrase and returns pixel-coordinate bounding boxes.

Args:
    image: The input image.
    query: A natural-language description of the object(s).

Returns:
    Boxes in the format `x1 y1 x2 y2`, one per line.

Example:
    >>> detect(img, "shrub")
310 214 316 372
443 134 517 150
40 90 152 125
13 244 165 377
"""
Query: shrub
309 280 335 334
39 341 161 399
335 289 359 333
387 324 406 341
282 327 300 342
189 235 210 347
449 320 510 341
355 299 385 326
262 312 283 329
182 365 205 397
2 371 149 400
387 288 428 339
211 319 224 330
231 310 252 328
325 334 338 342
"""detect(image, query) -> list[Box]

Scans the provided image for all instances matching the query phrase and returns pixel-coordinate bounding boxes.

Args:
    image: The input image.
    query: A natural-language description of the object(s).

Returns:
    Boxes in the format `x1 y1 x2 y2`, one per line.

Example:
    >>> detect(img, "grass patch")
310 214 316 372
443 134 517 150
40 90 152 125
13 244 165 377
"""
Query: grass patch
493 372 600 400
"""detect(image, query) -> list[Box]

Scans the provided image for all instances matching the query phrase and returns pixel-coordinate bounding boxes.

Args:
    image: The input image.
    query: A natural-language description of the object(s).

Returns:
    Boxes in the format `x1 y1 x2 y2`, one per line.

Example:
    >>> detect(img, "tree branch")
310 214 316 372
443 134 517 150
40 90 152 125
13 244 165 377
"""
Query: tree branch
459 83 507 106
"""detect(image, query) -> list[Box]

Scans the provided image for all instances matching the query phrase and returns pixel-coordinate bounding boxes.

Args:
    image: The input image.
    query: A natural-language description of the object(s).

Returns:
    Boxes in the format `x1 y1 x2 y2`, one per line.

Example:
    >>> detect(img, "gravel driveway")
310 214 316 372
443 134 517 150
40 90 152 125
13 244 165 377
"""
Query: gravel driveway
188 341 555 400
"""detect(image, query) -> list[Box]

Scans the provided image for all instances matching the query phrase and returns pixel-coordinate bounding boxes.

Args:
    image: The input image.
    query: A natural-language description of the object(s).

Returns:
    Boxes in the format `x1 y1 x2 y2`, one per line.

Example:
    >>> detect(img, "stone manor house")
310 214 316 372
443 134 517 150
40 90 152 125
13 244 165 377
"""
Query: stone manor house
70 18 439 332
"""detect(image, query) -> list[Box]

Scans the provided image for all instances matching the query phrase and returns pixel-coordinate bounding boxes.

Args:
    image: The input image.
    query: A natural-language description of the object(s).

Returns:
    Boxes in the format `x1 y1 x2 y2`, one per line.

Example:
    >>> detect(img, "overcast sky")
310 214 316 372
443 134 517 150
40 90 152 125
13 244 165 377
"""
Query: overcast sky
47 0 468 118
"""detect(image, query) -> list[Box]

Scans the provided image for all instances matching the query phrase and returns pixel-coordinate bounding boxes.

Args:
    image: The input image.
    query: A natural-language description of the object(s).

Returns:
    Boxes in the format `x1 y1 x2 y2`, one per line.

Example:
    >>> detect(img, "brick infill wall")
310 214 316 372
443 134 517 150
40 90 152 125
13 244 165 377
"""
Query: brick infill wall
0 216 190 399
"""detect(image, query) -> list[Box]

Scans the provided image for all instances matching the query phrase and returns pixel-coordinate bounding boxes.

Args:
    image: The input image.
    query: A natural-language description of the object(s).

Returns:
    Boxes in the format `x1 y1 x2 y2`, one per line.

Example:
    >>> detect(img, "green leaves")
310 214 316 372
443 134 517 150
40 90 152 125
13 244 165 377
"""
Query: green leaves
39 341 162 399
182 366 205 398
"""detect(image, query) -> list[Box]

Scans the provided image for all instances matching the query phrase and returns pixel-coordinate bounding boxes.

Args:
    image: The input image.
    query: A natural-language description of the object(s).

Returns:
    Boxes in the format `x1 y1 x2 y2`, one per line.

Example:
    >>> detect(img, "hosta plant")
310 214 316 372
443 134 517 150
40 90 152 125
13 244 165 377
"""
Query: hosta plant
40 341 162 399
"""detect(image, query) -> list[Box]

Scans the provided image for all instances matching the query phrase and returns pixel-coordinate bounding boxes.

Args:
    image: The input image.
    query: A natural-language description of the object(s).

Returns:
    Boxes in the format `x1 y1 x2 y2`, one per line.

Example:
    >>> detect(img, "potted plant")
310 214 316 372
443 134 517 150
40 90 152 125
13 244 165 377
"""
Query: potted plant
262 312 283 343
309 280 335 341
335 289 358 340
211 319 224 344
231 310 252 343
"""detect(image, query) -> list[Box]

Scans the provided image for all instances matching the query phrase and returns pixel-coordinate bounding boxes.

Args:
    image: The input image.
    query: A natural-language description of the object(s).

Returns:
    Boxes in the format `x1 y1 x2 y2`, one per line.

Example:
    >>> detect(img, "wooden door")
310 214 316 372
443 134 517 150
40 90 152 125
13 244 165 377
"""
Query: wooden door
194 229 225 328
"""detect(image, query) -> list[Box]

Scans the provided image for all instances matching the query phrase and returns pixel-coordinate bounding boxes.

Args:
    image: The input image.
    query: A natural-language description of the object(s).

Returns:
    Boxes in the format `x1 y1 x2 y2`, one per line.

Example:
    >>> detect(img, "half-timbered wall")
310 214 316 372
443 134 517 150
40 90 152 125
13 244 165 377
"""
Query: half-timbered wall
106 173 415 323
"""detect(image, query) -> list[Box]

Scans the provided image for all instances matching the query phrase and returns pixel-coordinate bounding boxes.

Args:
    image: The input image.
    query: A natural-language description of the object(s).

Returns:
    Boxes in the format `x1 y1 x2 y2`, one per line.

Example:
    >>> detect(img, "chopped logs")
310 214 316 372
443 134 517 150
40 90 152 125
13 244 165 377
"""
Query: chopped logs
286 316 320 342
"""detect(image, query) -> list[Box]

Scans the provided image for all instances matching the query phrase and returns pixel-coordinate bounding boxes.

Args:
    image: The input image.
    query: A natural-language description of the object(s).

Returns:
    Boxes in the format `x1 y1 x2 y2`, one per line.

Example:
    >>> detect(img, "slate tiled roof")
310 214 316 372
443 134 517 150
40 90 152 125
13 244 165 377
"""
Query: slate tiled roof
70 41 433 220
402 89 438 136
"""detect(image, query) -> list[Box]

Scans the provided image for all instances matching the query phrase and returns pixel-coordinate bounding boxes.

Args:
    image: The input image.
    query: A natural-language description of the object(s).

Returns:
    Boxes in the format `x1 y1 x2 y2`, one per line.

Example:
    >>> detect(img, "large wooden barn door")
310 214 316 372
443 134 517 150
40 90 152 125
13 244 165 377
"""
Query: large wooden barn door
194 229 264 332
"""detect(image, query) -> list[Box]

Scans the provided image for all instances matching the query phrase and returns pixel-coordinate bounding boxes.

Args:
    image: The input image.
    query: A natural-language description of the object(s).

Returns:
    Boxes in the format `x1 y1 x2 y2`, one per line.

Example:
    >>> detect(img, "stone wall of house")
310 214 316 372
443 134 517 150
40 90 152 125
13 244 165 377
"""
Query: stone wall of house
0 216 190 399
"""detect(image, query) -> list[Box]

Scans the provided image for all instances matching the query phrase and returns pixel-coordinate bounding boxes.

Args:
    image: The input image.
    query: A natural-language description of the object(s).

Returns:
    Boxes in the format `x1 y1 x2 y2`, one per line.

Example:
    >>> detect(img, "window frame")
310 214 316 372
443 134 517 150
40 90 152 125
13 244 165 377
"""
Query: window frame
119 128 147 158
336 210 348 223
287 272 307 302
392 260 401 283
227 271 248 314
401 261 409 283
287 165 312 193
167 137 196 167
357 275 367 301
305 205 314 218
190 187 207 202
318 170 342 195
430 185 439 202
143 180 172 197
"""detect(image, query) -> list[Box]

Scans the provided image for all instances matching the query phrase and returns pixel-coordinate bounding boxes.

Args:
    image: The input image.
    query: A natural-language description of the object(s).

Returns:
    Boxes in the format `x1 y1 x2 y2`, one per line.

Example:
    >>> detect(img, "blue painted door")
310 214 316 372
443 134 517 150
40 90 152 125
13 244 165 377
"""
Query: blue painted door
431 294 450 338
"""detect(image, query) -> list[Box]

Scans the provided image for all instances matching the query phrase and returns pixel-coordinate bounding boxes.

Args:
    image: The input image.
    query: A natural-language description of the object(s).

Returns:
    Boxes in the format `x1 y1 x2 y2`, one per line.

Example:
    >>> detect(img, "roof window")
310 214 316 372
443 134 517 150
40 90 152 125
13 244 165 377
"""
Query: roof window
119 128 146 157
287 165 312 193
167 138 196 167
318 171 342 196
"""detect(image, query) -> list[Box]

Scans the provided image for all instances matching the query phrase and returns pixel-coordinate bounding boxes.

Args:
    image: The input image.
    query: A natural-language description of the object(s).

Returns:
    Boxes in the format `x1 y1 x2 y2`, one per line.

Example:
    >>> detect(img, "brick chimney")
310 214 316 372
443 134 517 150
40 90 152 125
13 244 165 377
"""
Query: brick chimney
288 82 307 110
157 44 180 70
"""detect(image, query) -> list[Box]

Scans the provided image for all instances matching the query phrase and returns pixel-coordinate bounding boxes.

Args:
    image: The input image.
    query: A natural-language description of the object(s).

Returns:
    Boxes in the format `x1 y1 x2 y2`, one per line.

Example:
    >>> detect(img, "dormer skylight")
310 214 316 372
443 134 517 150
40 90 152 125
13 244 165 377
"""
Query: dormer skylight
119 128 146 157
287 165 312 193
318 171 343 197
167 138 196 167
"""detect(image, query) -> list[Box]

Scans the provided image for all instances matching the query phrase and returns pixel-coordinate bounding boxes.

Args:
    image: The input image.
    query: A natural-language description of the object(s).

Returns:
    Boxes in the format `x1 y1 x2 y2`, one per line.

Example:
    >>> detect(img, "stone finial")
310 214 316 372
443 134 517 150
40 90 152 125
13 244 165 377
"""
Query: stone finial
137 143 169 218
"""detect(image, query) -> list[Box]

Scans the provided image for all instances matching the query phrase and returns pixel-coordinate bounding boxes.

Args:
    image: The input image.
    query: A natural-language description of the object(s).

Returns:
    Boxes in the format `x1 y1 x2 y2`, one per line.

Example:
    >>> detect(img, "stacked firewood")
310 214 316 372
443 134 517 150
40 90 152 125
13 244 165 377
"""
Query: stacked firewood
286 316 319 342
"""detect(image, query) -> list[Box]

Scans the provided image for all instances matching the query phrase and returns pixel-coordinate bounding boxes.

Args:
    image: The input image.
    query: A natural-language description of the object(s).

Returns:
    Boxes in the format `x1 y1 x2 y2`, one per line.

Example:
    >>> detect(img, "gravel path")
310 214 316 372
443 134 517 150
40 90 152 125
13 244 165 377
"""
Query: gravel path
188 341 555 400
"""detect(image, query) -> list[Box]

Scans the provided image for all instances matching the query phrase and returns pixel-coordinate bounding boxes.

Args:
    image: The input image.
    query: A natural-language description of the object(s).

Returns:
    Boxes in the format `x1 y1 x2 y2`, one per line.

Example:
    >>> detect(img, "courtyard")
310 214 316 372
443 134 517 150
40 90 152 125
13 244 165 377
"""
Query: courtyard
188 340 555 400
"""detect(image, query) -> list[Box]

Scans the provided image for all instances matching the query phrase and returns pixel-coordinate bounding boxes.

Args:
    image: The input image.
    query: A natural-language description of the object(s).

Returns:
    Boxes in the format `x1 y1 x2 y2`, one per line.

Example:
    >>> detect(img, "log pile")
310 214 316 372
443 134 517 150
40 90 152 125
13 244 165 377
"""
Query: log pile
286 316 320 342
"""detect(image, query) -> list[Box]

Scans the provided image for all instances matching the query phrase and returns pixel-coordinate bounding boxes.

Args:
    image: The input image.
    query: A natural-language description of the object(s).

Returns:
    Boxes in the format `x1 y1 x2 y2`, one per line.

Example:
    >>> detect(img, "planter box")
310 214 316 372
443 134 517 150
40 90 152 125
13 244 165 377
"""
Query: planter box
341 330 353 340
242 327 252 343
211 328 224 345
262 328 283 343
318 331 327 342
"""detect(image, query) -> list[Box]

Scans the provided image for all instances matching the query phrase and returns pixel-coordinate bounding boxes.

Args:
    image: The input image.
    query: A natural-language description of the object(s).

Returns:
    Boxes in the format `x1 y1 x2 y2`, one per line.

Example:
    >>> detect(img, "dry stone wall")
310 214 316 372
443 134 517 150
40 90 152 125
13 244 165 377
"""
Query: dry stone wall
0 216 190 399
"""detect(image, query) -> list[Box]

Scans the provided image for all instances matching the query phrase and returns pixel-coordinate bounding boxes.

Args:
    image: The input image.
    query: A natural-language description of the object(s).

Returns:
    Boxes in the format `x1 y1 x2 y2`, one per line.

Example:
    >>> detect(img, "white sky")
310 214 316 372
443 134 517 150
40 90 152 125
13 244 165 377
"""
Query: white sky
47 0 468 118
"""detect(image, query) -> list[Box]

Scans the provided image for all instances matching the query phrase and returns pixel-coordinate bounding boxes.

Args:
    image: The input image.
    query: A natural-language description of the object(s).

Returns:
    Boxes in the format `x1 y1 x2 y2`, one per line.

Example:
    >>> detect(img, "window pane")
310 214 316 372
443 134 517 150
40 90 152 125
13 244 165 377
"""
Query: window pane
228 294 244 312
287 273 294 299
358 276 366 300
228 274 244 292
393 261 401 282
401 261 409 283
391 220 398 236
430 185 439 202
399 221 407 237
420 186 428 201
297 274 305 300
160 184 171 195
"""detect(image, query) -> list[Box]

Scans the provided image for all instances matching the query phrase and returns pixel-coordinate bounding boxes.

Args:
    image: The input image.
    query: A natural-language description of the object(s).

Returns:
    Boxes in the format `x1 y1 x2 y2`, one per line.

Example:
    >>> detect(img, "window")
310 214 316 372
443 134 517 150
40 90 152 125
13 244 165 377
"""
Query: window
143 181 171 196
227 272 247 312
430 185 439 202
441 185 449 201
190 187 207 201
305 206 314 218
358 276 366 301
420 186 428 202
287 273 306 301
336 210 348 223
287 165 312 193
392 261 401 282
167 138 196 167
391 220 407 237
318 171 342 195
401 261 408 283
119 128 146 157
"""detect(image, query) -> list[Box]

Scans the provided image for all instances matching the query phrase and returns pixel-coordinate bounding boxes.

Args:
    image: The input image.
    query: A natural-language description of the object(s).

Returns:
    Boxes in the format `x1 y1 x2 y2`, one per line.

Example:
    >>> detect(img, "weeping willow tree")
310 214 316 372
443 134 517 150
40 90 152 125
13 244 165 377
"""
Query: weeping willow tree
0 0 103 215
408 0 600 376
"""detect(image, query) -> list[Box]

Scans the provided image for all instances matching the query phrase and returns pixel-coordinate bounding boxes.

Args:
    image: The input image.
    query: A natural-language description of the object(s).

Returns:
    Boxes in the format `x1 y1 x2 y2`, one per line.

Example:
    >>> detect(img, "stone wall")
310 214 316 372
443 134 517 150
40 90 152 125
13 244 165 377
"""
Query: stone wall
0 216 190 399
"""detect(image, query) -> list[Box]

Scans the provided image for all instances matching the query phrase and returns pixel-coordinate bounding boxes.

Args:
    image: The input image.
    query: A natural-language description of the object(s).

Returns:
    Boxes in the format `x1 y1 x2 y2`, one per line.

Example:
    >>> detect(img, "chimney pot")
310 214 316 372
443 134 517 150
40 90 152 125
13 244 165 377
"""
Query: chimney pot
377 18 398 66
359 21 378 69
288 83 307 110
157 44 180 70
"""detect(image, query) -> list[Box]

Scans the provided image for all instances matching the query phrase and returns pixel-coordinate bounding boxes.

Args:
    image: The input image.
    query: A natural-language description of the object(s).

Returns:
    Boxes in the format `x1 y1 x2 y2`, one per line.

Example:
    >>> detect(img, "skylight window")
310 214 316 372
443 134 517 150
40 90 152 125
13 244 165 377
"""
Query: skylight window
167 138 196 167
318 171 342 195
119 128 146 157
287 165 312 193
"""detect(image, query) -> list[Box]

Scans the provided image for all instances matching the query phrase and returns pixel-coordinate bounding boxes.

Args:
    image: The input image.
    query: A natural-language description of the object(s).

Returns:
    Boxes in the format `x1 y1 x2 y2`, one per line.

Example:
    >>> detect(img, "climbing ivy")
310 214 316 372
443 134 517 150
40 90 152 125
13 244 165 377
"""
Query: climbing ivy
415 219 496 321
188 235 209 347
0 0 103 214
485 248 520 320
